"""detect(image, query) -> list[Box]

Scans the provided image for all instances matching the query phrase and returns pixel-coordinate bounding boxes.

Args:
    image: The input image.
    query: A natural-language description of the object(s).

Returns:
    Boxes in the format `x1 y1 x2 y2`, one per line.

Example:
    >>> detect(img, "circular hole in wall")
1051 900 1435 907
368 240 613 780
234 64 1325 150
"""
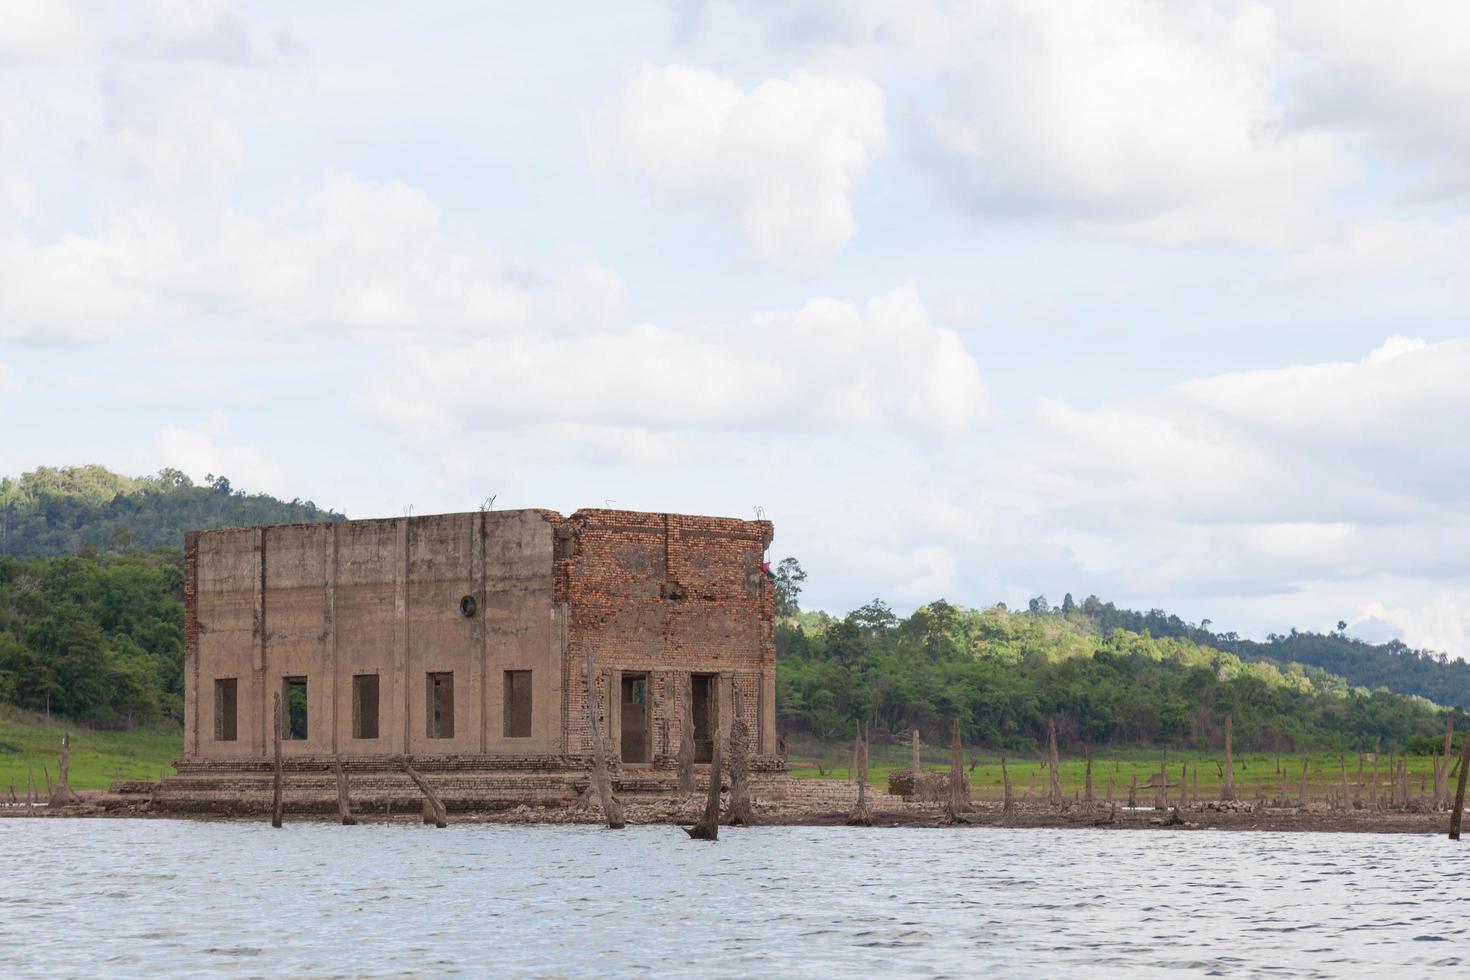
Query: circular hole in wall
460 595 478 617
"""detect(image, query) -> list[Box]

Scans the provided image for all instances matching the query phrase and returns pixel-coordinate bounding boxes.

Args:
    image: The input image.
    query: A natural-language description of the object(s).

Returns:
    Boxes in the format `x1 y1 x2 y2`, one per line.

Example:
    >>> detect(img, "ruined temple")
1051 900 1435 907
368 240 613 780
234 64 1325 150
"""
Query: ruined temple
155 508 789 815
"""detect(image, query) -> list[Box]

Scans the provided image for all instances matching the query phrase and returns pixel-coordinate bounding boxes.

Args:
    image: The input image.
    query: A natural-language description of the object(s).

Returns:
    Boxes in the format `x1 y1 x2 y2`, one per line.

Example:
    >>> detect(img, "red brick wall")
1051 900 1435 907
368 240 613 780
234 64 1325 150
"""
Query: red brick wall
556 509 776 757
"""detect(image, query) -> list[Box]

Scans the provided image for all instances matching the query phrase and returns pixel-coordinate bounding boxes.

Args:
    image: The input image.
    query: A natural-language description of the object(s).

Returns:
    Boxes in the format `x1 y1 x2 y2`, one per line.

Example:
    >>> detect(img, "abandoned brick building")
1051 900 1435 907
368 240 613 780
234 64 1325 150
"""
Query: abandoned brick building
175 508 779 811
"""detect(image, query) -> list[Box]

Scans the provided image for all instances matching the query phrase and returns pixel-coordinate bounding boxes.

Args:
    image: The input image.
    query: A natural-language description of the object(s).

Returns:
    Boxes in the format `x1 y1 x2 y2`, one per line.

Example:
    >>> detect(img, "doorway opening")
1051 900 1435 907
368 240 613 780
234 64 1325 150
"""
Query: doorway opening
691 673 715 764
620 673 649 763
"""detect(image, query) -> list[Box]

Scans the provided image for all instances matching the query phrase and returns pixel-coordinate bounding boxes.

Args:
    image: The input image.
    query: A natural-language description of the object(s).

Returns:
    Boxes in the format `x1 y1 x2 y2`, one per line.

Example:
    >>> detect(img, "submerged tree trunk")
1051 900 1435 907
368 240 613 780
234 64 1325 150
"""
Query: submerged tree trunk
947 719 970 817
50 732 81 807
584 651 625 829
1047 718 1062 807
687 728 725 840
849 723 874 827
723 719 755 826
1221 712 1235 801
271 692 284 829
1451 727 1470 841
677 673 697 795
334 755 357 826
399 757 447 828
1440 709 1456 810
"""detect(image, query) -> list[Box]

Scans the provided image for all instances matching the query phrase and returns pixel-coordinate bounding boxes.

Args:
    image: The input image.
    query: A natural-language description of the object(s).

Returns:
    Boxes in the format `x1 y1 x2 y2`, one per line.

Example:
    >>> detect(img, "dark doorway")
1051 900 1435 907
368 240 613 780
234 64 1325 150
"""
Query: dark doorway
352 674 380 740
691 673 715 764
503 670 532 738
214 678 237 742
428 672 455 739
620 673 649 763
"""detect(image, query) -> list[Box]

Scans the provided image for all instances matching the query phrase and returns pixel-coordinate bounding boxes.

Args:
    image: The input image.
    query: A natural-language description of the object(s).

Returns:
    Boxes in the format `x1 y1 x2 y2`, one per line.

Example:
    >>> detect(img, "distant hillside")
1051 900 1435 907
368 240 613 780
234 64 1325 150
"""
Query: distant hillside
1060 595 1470 712
0 465 344 558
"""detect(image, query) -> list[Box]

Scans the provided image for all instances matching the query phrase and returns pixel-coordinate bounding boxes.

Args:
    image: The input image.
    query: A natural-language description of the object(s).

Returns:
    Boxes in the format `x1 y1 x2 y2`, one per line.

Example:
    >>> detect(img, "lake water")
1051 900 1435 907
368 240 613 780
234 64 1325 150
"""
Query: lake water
3 820 1467 977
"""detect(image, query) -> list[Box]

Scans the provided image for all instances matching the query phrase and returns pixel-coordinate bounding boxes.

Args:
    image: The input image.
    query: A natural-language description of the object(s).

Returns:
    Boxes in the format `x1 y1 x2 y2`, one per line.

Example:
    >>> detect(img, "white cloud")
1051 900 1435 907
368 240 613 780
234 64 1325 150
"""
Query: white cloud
0 0 90 63
0 173 575 343
356 281 988 459
145 411 287 495
1281 0 1470 199
889 0 1351 247
589 63 886 272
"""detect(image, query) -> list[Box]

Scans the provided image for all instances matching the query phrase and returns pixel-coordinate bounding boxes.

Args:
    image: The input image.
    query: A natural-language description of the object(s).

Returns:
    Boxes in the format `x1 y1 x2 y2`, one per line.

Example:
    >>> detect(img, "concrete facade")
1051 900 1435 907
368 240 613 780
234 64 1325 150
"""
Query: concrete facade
183 508 777 771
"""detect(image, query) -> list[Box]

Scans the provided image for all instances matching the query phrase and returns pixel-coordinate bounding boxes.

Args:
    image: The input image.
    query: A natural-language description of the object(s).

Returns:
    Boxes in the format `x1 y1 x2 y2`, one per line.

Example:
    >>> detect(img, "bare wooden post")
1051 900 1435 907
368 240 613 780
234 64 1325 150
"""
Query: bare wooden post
1083 748 1094 804
1300 756 1309 808
911 726 921 777
1191 768 1198 807
26 765 35 813
1154 755 1166 811
1440 709 1456 810
1047 717 1062 807
1221 713 1235 800
1179 763 1188 808
850 722 875 827
7 779 15 806
1339 753 1350 808
399 757 447 827
583 651 625 829
1450 726 1470 840
723 719 755 826
1128 774 1137 808
1355 754 1364 806
271 691 284 829
334 755 357 826
43 762 53 801
677 673 696 795
1106 775 1114 805
947 719 970 816
1278 766 1287 807
1001 753 1013 814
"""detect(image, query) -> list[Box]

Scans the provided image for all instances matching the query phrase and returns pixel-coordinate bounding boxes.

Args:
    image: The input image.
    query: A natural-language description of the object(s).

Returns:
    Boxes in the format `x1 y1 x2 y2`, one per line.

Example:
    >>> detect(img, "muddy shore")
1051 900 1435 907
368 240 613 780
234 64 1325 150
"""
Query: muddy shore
5 793 1460 835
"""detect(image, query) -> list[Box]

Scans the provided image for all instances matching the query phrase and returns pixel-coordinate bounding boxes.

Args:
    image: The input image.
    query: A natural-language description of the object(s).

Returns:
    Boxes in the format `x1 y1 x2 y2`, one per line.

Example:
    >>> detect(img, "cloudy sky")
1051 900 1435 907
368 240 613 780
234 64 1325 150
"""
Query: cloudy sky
3 1 1469 653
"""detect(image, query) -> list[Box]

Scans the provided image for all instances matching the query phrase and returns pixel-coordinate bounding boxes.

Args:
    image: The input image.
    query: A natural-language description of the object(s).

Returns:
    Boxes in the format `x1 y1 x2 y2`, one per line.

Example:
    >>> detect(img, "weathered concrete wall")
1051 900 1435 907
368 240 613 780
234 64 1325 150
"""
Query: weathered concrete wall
185 506 772 767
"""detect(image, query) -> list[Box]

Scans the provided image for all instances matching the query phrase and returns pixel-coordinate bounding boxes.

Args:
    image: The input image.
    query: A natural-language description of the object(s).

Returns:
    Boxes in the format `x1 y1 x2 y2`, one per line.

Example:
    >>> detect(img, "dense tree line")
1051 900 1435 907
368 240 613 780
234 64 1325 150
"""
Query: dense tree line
0 465 342 558
0 550 185 727
776 578 1454 755
0 465 344 728
1031 593 1470 712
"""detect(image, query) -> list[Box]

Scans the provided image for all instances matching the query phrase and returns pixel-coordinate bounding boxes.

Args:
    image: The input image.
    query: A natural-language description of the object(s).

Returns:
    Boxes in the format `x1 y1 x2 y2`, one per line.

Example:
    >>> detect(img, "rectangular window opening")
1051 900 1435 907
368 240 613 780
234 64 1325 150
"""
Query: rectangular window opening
214 678 237 742
503 670 532 738
352 674 380 740
620 673 650 763
427 672 455 739
284 677 308 740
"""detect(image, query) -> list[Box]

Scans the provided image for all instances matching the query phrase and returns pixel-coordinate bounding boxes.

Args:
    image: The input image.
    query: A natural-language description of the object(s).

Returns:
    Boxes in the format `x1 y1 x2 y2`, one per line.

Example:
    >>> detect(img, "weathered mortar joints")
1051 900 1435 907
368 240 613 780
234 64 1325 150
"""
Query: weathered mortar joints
169 507 779 818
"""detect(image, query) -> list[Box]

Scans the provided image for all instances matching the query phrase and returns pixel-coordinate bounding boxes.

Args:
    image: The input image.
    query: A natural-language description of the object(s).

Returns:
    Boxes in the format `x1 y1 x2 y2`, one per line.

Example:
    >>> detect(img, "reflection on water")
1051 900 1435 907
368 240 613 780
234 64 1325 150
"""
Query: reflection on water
2 821 1467 977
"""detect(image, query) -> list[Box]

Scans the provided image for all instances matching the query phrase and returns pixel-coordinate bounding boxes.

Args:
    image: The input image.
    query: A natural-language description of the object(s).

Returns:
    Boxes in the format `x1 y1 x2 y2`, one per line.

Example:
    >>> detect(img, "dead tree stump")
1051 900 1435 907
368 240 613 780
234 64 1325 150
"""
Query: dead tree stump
1221 712 1235 801
687 729 724 839
849 724 874 827
1047 717 1062 807
1128 774 1138 809
911 726 921 778
583 651 625 829
1001 753 1014 814
334 755 357 826
946 719 970 817
723 719 755 826
271 692 284 829
676 673 697 795
49 732 81 807
1440 709 1456 810
1451 725 1470 840
1083 749 1094 804
399 757 447 828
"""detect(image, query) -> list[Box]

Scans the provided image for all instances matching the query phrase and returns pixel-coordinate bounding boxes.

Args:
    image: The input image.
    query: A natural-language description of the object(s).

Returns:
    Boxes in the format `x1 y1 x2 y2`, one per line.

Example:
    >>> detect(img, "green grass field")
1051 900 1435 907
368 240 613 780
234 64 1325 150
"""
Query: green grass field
787 737 1449 802
0 705 182 796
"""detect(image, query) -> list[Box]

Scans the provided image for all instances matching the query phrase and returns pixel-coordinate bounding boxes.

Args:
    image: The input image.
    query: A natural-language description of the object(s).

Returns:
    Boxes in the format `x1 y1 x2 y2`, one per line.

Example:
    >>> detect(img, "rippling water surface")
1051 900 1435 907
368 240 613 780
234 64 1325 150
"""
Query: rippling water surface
3 820 1468 977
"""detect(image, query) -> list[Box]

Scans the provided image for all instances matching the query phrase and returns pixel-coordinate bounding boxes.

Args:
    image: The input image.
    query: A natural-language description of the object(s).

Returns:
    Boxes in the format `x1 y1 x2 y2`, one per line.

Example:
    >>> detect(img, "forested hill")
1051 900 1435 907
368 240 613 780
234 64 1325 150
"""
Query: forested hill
1063 595 1470 714
0 465 343 558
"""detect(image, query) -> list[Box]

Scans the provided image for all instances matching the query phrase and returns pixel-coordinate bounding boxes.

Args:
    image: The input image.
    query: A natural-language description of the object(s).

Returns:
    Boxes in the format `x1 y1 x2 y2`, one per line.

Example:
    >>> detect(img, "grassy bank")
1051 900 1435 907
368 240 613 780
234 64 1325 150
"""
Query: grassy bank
787 736 1452 801
0 705 182 794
